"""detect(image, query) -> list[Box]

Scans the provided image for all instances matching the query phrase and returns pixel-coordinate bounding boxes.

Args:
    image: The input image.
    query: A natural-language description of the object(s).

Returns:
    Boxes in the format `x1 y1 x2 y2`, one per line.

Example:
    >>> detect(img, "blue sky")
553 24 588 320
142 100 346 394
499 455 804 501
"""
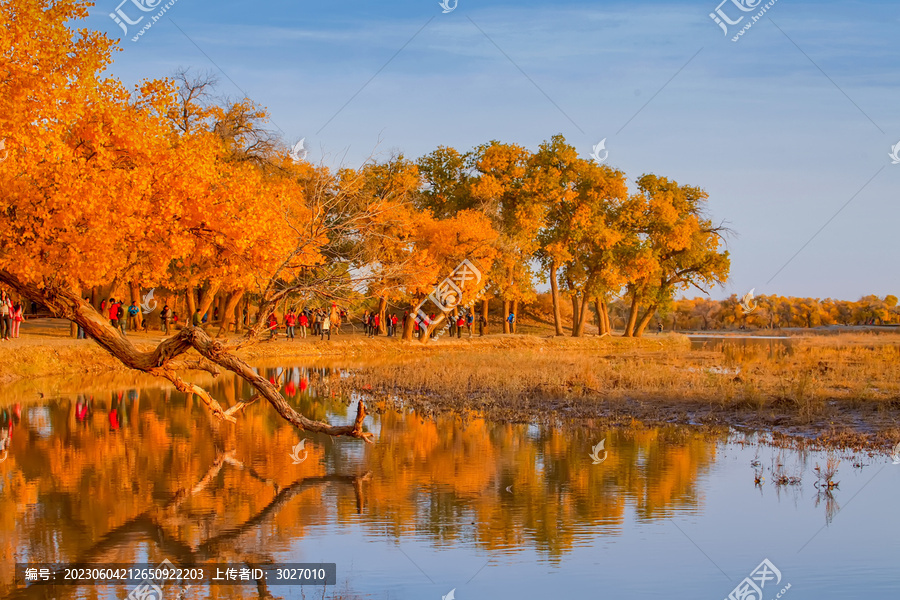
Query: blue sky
84 0 899 301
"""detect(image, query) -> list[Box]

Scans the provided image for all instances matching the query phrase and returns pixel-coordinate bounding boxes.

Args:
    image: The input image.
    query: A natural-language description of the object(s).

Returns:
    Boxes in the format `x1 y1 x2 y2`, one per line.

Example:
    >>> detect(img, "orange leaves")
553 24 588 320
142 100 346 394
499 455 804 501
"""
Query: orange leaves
0 0 326 298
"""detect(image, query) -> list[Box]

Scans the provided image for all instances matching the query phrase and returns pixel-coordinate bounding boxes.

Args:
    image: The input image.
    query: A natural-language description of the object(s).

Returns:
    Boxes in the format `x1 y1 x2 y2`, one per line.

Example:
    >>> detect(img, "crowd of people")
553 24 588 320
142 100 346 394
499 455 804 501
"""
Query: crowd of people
1 292 521 342
260 305 515 341
267 304 345 341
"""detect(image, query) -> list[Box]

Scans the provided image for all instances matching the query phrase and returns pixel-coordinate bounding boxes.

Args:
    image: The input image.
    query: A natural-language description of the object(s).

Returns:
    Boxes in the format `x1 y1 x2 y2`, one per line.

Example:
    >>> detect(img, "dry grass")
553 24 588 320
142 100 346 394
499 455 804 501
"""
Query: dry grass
349 333 900 408
344 331 900 448
0 317 687 383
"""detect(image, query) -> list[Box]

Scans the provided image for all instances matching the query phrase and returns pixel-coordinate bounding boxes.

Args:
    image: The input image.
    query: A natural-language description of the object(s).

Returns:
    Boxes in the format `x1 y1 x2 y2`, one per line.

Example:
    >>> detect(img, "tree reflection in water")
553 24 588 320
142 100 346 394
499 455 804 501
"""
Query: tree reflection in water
5 363 853 599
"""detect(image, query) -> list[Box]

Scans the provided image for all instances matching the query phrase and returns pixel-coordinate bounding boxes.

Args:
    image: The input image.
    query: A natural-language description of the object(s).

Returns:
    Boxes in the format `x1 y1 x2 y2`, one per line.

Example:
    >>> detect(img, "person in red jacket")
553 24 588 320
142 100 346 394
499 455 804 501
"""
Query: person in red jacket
298 311 308 338
108 298 121 328
370 313 380 337
285 309 297 341
267 313 278 341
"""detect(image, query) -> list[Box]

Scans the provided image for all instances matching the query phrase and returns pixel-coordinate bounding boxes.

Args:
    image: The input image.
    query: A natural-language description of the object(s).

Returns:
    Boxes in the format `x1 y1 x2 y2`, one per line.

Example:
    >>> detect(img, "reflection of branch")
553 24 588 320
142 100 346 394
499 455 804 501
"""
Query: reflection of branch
198 472 371 555
163 453 231 511
225 370 285 418
354 471 372 514
45 453 237 571
222 454 280 492
48 451 371 570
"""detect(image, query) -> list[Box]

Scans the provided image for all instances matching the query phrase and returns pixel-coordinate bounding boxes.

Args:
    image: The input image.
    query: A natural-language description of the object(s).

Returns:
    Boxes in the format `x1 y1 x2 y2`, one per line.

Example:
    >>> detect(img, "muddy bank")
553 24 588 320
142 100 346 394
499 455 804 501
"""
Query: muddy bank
350 384 900 453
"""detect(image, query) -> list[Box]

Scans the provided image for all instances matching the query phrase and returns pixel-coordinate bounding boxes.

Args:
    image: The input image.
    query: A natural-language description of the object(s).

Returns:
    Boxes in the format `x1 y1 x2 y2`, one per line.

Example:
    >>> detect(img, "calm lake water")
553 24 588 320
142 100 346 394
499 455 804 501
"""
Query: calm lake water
687 334 794 353
2 363 898 600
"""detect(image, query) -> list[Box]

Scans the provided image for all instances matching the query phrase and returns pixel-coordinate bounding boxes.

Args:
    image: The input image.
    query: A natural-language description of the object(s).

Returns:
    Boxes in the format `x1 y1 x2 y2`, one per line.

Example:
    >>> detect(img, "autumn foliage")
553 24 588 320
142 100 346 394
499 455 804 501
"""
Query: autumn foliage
0 0 730 437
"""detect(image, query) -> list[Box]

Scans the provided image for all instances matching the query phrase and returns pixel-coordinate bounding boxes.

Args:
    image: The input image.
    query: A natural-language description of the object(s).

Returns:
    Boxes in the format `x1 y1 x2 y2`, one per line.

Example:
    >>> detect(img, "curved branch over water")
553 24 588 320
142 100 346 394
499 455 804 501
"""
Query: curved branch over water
0 270 373 442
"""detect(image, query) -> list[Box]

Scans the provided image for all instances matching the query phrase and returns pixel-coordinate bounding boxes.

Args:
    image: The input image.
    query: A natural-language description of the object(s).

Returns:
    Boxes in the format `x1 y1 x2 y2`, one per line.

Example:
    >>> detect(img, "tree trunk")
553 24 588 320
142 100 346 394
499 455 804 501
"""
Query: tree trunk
601 299 611 334
594 299 608 335
549 260 563 336
574 294 590 337
402 314 415 340
634 304 658 338
624 294 640 337
196 282 221 324
217 293 228 324
503 300 510 333
186 288 197 318
377 297 387 335
216 290 245 338
402 297 425 341
511 300 518 334
277 294 289 328
571 294 581 336
421 311 448 344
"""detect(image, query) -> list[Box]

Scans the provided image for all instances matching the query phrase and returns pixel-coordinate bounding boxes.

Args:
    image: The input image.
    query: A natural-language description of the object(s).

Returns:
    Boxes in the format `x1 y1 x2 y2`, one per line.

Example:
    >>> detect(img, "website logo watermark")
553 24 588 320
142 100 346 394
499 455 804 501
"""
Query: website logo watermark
590 139 608 164
126 558 173 600
439 0 457 14
589 439 608 464
109 0 182 43
740 288 757 314
413 258 484 344
289 439 308 464
889 141 900 165
724 558 790 600
290 138 308 162
141 288 158 315
709 0 779 42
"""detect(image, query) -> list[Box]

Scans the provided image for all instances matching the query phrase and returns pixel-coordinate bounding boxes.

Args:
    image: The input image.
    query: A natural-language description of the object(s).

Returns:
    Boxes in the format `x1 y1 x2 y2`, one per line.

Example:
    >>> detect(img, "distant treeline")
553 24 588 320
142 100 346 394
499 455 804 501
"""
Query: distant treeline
523 293 898 332
663 294 900 330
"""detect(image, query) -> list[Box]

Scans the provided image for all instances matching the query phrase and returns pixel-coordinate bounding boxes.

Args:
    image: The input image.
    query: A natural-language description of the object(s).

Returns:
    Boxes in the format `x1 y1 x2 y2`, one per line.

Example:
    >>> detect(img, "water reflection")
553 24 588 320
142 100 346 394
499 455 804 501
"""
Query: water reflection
688 335 794 354
0 365 894 599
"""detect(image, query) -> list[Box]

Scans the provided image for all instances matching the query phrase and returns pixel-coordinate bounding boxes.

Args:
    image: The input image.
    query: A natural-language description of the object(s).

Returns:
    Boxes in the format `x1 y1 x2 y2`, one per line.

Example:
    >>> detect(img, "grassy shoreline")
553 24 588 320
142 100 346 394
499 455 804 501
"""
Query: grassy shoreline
340 332 900 451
